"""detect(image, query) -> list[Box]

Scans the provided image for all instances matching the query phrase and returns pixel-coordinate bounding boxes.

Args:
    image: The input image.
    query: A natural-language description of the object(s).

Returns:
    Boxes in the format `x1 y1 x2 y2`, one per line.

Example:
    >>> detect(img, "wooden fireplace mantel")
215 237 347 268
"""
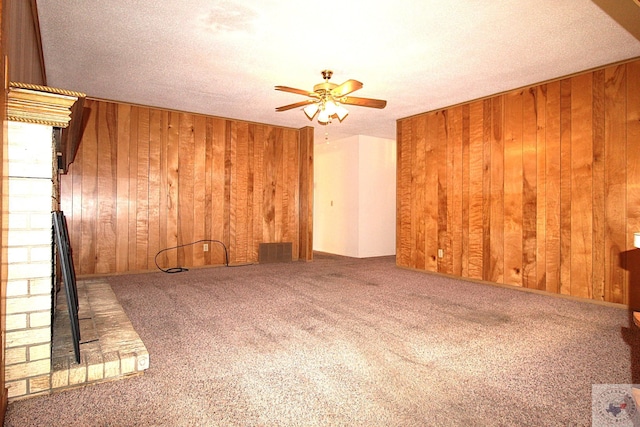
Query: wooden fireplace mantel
7 82 86 173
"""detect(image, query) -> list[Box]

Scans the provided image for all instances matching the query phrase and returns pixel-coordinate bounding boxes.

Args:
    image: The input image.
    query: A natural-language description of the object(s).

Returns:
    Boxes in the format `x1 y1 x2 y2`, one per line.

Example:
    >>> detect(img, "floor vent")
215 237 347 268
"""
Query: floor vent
259 242 293 263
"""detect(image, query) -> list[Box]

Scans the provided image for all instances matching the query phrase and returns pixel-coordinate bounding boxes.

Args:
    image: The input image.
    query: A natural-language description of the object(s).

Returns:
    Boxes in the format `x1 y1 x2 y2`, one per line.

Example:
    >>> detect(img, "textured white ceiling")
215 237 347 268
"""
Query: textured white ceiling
36 0 640 142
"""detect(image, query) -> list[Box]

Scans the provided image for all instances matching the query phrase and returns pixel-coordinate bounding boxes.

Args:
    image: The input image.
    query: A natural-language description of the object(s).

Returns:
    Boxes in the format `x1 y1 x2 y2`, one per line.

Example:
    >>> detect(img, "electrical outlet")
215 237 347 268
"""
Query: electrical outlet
437 248 444 258
203 243 209 252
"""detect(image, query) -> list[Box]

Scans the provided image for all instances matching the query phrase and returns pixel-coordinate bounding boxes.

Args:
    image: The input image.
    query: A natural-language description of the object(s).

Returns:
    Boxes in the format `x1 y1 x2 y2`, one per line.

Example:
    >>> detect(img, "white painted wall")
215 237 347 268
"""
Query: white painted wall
313 135 396 258
357 136 397 257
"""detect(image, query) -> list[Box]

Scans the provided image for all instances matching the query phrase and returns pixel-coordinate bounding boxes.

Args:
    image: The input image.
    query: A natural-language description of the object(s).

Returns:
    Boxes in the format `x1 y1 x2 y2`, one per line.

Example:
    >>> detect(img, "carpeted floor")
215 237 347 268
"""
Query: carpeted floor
4 254 639 426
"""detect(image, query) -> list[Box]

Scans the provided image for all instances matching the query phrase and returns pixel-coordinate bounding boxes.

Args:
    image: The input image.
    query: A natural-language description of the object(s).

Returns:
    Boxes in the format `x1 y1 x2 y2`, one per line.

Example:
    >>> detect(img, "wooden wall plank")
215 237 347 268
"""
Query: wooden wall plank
298 126 314 261
127 107 139 270
626 61 640 310
79 101 98 275
165 112 180 268
274 128 284 243
285 128 300 259
448 106 464 276
522 88 538 289
211 118 227 264
535 85 547 291
592 70 606 301
488 97 504 283
559 79 572 295
8 0 45 84
234 122 249 263
436 111 449 273
158 110 170 269
178 113 195 267
247 124 258 260
280 128 290 247
570 73 594 299
424 114 439 271
503 90 524 286
468 101 484 279
95 102 118 274
461 105 471 277
397 119 412 267
147 109 162 269
544 81 561 294
482 99 492 281
604 64 627 304
115 103 131 273
192 114 207 266
411 116 426 269
135 108 150 271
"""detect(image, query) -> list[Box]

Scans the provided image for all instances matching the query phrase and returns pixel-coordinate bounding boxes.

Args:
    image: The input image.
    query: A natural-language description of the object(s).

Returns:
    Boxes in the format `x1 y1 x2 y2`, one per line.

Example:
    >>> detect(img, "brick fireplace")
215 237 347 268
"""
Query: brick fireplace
3 84 149 400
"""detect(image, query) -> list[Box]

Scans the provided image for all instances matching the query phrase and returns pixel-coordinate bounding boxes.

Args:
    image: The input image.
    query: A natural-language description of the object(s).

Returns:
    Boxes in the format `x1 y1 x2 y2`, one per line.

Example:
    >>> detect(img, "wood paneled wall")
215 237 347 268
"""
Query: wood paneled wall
397 59 640 306
60 99 313 275
7 0 45 84
1 0 9 419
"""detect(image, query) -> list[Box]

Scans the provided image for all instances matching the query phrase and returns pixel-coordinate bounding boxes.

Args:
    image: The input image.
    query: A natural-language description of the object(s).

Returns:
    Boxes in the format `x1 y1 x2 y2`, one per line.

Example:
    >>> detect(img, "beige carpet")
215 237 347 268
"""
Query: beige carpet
4 254 638 426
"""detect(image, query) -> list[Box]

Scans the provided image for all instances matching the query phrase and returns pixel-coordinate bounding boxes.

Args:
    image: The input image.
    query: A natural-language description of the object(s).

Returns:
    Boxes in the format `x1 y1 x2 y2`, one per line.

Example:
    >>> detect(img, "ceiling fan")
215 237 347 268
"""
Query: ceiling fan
275 70 386 124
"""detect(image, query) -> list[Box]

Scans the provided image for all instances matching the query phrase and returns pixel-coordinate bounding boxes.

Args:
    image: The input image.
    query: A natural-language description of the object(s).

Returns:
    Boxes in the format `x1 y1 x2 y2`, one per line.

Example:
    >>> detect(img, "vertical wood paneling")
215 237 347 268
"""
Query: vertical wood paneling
136 108 150 271
448 106 463 276
545 81 561 294
411 117 426 269
211 118 227 263
127 107 139 269
488 97 504 283
298 126 314 261
285 129 300 259
535 85 547 291
503 91 523 286
80 103 98 275
96 102 117 274
436 111 449 273
116 104 131 272
592 70 606 301
461 105 471 277
570 73 593 299
397 120 412 267
61 99 307 274
396 58 640 305
167 111 181 265
627 61 640 310
522 88 538 289
234 122 249 263
468 101 484 279
604 65 627 304
424 114 438 271
147 109 162 268
158 110 171 268
192 114 207 266
177 113 195 266
482 99 492 281
559 79 572 295
8 0 45 84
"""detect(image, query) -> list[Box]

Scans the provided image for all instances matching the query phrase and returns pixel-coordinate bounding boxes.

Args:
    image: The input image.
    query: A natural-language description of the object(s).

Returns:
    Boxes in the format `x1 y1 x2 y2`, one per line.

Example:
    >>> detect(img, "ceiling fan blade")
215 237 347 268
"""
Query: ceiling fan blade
275 86 318 97
331 79 363 97
275 99 316 112
341 96 387 109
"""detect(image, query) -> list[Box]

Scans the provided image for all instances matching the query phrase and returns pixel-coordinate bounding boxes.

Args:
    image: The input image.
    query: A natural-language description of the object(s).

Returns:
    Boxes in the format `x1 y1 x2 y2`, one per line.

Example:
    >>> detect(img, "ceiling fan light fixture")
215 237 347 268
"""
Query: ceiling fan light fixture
275 70 386 125
334 103 349 121
317 108 331 124
303 103 319 120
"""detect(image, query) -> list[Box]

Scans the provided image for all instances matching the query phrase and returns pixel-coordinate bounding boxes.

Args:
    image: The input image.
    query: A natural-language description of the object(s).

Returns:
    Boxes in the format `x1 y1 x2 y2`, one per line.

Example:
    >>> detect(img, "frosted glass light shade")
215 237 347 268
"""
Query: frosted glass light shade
635 232 640 249
303 103 319 120
317 109 330 124
335 104 349 121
